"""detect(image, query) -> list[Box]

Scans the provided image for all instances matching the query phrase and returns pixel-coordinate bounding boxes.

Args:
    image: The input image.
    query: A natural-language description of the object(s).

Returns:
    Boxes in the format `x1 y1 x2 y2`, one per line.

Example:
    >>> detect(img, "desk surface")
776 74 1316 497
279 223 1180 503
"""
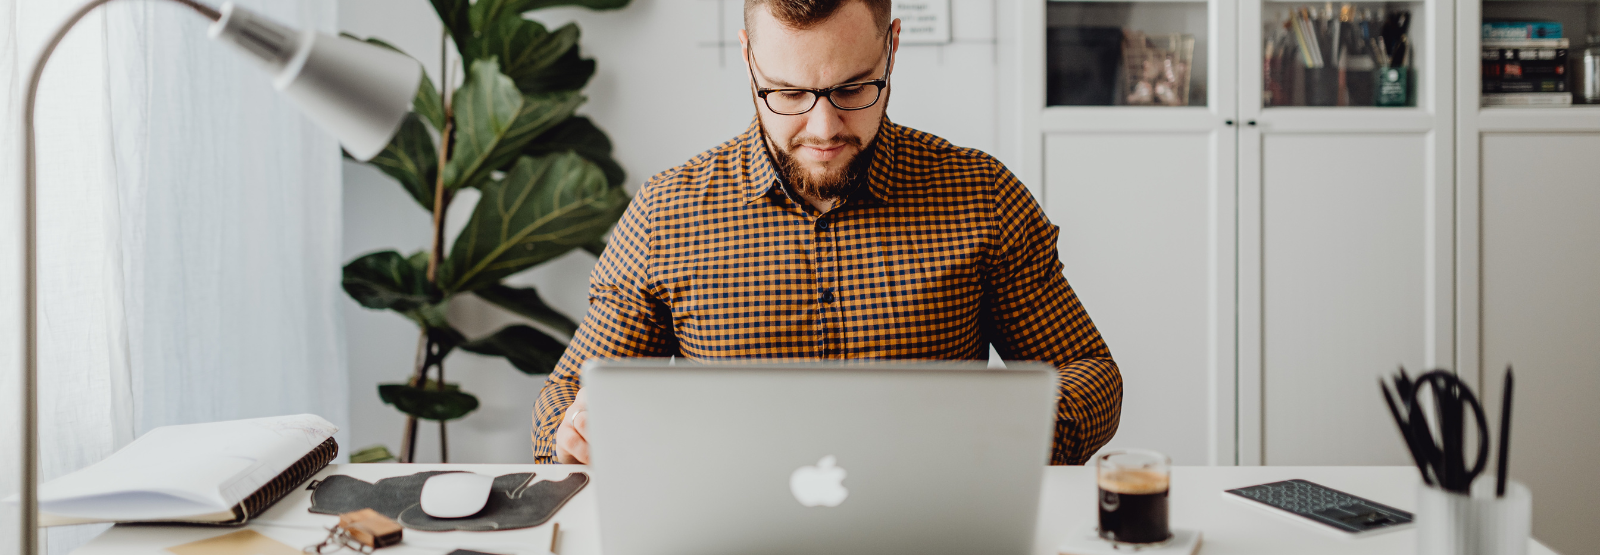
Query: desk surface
76 464 1558 555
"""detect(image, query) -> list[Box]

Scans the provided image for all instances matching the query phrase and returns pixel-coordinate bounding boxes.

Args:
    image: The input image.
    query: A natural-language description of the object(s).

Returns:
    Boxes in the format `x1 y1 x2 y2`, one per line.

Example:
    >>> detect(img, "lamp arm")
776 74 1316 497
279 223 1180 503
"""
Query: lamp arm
18 1 220 553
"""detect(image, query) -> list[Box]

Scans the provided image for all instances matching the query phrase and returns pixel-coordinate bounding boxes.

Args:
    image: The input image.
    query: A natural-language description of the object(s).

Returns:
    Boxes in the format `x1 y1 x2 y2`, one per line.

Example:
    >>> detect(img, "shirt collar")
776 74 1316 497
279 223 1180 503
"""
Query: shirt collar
741 116 899 206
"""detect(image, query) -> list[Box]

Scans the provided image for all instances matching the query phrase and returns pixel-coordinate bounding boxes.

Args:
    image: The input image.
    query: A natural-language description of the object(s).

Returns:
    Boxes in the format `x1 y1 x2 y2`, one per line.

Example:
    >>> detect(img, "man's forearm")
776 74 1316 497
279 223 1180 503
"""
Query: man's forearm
1052 356 1122 465
531 372 580 463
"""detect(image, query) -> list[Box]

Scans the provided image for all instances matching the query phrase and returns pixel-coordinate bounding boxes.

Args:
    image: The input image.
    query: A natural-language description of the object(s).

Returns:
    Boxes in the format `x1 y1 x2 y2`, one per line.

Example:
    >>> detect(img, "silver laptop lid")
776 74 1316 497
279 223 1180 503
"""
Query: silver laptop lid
585 359 1057 555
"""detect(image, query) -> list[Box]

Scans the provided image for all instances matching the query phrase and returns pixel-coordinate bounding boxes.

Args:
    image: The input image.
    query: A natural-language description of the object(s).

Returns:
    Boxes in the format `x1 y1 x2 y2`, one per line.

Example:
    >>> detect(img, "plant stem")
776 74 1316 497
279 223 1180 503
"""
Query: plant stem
399 327 428 463
427 36 453 283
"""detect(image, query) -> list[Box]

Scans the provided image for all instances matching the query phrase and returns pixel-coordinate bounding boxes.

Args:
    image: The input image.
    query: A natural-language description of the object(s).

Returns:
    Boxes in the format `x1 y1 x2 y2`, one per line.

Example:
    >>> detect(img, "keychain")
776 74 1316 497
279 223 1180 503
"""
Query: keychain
304 509 403 553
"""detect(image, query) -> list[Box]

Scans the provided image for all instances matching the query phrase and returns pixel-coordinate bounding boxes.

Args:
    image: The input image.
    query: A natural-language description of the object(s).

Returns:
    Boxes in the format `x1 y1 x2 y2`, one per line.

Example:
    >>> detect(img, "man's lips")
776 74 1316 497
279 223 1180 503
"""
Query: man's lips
800 144 847 161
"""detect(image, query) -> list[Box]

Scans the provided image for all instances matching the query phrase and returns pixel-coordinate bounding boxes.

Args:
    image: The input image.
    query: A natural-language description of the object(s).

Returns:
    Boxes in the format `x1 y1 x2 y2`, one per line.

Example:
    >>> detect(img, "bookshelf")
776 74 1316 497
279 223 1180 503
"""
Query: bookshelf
1017 0 1452 470
1455 2 1600 553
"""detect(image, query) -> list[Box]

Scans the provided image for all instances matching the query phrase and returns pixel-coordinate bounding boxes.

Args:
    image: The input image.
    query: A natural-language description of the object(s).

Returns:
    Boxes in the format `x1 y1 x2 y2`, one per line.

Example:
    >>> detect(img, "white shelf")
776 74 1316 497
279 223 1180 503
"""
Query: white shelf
1476 106 1600 131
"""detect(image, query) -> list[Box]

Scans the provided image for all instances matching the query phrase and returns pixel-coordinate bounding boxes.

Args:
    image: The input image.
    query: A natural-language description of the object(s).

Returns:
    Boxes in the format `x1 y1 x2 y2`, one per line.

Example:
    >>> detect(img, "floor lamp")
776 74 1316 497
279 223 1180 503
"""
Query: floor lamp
17 1 421 552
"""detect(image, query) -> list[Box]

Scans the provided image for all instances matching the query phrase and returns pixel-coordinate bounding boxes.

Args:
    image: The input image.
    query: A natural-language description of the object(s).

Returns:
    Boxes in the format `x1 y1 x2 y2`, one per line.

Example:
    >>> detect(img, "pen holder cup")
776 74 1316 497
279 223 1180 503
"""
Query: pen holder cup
1416 481 1532 555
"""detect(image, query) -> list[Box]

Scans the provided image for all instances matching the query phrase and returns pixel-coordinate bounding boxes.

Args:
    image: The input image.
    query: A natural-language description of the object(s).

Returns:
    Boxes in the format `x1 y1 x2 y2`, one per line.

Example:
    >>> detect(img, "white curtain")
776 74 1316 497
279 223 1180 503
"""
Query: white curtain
0 1 349 553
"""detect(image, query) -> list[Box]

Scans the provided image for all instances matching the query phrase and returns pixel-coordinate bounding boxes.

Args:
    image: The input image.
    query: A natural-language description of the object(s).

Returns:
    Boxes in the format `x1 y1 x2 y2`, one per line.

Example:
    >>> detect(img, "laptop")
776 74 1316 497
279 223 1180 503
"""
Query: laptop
584 358 1058 555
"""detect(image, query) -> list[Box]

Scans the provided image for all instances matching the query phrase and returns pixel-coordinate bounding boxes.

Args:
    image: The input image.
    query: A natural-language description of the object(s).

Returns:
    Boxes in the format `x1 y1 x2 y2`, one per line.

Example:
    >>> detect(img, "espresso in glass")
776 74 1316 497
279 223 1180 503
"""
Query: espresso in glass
1096 449 1171 544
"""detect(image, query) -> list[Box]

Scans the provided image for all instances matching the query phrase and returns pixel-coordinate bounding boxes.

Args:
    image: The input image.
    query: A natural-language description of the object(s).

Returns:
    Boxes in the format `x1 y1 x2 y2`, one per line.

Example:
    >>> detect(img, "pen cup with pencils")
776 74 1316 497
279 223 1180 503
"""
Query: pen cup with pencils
1380 367 1526 555
1417 480 1532 555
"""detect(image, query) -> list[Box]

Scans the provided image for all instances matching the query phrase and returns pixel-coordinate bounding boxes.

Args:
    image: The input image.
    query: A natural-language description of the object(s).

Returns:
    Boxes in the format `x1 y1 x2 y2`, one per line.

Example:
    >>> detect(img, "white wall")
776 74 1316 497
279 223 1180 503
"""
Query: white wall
338 0 1016 463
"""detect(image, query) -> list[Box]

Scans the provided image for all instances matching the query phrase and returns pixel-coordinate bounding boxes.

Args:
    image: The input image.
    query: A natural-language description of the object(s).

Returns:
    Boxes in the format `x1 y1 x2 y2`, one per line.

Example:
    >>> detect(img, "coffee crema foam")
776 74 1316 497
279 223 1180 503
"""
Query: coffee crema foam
1098 469 1169 494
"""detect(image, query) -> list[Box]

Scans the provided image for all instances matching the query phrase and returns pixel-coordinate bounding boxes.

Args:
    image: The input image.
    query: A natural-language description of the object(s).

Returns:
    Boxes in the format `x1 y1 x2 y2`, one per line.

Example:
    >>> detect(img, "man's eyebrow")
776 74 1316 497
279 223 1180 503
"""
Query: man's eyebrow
764 66 879 89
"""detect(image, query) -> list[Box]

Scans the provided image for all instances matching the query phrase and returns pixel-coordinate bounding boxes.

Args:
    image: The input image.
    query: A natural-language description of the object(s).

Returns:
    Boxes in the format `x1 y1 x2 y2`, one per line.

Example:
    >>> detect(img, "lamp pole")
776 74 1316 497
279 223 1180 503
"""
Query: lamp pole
20 4 223 551
18 2 418 552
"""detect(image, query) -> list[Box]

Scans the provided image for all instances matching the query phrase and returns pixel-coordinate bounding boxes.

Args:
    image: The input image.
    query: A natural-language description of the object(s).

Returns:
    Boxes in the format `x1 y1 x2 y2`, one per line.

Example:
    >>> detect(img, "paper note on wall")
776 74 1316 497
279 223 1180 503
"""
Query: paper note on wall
892 0 951 44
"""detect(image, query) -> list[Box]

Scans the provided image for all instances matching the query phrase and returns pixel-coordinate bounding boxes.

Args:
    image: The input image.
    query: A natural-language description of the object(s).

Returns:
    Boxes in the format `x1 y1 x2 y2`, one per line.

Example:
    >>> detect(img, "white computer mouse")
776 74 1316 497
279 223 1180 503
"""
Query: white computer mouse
419 472 495 518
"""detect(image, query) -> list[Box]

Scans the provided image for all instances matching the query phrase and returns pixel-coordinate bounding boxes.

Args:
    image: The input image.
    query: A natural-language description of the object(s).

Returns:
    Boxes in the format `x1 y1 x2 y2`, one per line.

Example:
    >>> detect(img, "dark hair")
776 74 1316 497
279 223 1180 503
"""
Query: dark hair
744 0 891 42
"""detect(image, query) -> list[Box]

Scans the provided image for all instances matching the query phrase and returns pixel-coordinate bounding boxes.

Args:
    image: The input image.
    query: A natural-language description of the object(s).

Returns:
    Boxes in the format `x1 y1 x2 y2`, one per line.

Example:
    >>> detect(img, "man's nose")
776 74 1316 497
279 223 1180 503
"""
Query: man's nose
803 97 845 143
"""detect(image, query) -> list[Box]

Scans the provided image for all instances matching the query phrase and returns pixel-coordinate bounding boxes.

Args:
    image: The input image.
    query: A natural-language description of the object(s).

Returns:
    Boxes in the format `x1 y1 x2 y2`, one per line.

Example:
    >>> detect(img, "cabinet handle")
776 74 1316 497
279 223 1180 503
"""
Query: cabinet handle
1225 119 1235 126
1247 120 1258 126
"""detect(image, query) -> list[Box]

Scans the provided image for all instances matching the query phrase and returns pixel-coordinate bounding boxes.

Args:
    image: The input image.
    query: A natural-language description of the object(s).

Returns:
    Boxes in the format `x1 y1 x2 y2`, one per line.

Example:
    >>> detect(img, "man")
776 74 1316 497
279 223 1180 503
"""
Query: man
532 0 1121 465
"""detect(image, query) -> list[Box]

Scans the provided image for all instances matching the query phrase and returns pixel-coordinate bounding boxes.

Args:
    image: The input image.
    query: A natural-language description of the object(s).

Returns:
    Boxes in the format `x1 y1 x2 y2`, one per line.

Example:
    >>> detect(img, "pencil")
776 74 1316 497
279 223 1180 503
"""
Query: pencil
1496 367 1515 497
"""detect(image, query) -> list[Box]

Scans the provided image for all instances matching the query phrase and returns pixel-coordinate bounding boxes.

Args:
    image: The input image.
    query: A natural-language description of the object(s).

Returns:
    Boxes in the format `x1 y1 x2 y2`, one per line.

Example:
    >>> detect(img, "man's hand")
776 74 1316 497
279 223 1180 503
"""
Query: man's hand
555 388 590 464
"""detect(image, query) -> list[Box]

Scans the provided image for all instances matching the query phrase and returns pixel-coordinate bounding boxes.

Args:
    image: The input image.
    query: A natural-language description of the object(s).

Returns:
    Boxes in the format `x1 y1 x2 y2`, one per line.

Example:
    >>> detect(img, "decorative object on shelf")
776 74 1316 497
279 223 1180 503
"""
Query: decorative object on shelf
340 0 634 463
1264 5 1410 107
1580 35 1600 103
1121 31 1193 107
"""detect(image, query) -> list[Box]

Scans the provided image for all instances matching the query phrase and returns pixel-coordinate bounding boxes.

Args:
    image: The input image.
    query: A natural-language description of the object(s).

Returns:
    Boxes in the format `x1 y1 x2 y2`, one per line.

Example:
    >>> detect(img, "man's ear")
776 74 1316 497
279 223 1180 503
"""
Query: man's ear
889 18 902 71
739 29 751 69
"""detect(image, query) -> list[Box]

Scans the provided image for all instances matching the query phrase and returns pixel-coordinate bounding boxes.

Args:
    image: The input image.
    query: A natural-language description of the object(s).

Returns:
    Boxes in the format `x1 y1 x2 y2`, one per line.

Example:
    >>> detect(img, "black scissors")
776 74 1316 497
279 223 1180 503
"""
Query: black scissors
1389 370 1490 493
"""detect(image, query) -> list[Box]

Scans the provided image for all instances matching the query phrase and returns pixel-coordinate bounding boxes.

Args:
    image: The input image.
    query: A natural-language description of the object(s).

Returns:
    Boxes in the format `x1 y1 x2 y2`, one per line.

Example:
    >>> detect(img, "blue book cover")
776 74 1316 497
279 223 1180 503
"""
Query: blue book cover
1483 21 1563 40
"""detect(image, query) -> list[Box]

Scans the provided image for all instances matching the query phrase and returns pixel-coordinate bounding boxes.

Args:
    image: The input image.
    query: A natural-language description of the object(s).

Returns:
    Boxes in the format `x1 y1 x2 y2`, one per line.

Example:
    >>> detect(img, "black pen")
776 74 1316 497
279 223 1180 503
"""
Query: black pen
1381 378 1433 485
1496 367 1515 497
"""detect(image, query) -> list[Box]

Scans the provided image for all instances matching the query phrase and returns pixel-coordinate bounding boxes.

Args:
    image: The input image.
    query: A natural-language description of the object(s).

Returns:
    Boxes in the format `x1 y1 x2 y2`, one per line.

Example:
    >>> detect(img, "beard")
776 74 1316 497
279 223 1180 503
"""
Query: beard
762 124 878 202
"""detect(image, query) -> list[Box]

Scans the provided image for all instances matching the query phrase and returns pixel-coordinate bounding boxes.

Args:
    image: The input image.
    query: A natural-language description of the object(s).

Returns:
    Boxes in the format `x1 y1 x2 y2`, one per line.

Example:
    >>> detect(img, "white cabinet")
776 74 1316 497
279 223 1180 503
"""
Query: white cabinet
1456 3 1600 553
1019 0 1452 467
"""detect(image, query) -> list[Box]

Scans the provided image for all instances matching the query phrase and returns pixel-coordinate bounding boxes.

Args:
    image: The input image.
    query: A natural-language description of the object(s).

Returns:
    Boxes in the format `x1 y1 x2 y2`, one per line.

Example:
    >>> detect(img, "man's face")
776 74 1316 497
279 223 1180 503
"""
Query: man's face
740 3 899 200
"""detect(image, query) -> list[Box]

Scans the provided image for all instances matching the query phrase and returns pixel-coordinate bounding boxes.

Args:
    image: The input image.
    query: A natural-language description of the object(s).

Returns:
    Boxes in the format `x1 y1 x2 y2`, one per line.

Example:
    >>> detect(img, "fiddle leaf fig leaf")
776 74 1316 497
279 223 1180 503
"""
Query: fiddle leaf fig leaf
366 114 439 211
580 236 608 257
441 152 628 292
342 251 435 313
473 0 629 26
414 72 446 132
430 0 472 53
522 116 625 188
474 284 580 336
379 383 479 421
460 325 568 375
517 44 595 94
464 17 579 92
443 59 583 191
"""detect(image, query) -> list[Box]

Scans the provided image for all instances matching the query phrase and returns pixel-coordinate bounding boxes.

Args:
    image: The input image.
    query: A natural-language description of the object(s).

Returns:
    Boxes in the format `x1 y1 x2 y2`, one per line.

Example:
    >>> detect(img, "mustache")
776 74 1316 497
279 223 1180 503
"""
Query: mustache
787 134 865 151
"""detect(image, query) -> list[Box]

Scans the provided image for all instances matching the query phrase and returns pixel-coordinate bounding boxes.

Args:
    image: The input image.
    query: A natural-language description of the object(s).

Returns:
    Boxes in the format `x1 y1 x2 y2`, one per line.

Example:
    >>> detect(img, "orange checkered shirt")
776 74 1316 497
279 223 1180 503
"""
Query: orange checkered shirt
531 118 1121 465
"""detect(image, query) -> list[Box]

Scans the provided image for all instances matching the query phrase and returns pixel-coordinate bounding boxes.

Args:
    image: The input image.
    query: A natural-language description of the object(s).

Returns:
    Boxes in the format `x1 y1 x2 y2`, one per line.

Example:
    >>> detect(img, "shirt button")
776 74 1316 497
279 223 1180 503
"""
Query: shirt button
819 288 834 303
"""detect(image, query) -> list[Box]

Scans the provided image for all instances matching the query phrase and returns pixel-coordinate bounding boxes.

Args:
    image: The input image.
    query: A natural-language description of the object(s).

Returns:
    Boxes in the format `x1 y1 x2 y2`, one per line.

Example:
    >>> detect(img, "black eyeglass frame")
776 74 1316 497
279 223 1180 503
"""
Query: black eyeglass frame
745 29 896 116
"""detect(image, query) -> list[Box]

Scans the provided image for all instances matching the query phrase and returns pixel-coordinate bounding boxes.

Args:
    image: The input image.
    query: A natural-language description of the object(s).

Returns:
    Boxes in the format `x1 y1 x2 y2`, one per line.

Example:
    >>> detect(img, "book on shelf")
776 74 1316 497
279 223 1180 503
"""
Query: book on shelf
1482 21 1563 41
1483 92 1574 107
1485 79 1568 93
7 414 340 526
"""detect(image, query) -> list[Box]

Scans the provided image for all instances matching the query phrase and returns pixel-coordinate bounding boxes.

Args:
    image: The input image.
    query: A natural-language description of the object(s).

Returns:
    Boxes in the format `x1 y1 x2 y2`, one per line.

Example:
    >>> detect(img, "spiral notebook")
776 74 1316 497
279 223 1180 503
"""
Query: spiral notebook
13 414 339 526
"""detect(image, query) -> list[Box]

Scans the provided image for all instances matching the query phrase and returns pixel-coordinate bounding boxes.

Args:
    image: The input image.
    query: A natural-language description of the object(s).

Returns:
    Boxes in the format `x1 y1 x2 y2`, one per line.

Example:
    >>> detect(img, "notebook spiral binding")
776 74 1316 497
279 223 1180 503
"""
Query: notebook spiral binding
167 437 340 526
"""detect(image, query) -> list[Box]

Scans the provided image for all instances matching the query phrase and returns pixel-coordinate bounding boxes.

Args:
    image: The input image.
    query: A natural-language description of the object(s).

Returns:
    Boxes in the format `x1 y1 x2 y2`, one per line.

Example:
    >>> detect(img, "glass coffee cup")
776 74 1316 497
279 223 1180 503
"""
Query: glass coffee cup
1096 449 1172 545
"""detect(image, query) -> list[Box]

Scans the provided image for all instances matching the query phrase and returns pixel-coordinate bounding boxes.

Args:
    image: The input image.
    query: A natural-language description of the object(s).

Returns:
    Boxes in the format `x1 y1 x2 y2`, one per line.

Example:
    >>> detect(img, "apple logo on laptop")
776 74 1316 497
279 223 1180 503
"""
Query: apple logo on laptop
789 455 848 507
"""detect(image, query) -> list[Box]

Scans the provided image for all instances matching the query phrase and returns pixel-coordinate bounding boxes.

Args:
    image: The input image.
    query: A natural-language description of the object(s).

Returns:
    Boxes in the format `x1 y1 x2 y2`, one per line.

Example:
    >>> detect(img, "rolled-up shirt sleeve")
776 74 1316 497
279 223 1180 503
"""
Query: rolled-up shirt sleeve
983 160 1123 465
531 176 676 463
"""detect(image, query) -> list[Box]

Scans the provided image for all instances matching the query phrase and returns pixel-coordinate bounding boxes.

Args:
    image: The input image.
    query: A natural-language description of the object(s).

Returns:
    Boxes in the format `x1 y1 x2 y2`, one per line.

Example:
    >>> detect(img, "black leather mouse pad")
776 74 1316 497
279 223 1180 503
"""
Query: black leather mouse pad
307 471 587 532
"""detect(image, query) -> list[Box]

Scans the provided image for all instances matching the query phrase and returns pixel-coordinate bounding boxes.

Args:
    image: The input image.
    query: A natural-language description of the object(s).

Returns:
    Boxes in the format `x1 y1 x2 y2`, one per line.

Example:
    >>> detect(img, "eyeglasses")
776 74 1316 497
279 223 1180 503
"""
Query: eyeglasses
746 31 894 116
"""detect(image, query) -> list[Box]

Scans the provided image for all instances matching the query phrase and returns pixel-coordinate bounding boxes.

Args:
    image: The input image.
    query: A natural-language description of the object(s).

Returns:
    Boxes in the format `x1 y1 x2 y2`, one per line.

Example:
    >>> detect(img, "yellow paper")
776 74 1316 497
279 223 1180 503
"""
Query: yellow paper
166 529 300 555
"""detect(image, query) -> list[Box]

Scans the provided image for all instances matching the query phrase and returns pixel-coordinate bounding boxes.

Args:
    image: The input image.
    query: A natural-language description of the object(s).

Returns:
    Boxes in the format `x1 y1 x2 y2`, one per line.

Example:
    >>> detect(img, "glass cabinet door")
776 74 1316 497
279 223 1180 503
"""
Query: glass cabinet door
1046 0 1210 107
1261 1 1424 107
1480 0 1600 106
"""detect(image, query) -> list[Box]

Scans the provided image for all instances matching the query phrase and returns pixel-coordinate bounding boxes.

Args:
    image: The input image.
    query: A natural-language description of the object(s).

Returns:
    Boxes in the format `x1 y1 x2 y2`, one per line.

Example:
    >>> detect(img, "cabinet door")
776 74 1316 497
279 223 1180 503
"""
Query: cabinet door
1028 0 1239 466
1043 130 1235 466
1478 134 1600 555
1238 0 1455 465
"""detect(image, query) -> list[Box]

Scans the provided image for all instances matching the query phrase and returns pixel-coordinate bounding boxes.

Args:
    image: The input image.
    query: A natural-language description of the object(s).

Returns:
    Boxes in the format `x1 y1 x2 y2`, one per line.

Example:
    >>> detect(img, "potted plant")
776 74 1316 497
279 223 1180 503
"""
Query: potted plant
341 0 630 463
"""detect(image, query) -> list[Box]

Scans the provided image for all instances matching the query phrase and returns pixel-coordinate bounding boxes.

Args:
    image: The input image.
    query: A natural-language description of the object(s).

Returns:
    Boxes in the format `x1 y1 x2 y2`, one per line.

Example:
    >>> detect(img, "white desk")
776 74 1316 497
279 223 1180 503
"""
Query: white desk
75 464 1558 554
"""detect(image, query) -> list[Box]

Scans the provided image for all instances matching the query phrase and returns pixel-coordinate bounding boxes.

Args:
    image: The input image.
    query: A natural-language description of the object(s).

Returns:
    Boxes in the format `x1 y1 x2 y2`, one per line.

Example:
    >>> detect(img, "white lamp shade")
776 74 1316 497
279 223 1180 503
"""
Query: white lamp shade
207 2 422 161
